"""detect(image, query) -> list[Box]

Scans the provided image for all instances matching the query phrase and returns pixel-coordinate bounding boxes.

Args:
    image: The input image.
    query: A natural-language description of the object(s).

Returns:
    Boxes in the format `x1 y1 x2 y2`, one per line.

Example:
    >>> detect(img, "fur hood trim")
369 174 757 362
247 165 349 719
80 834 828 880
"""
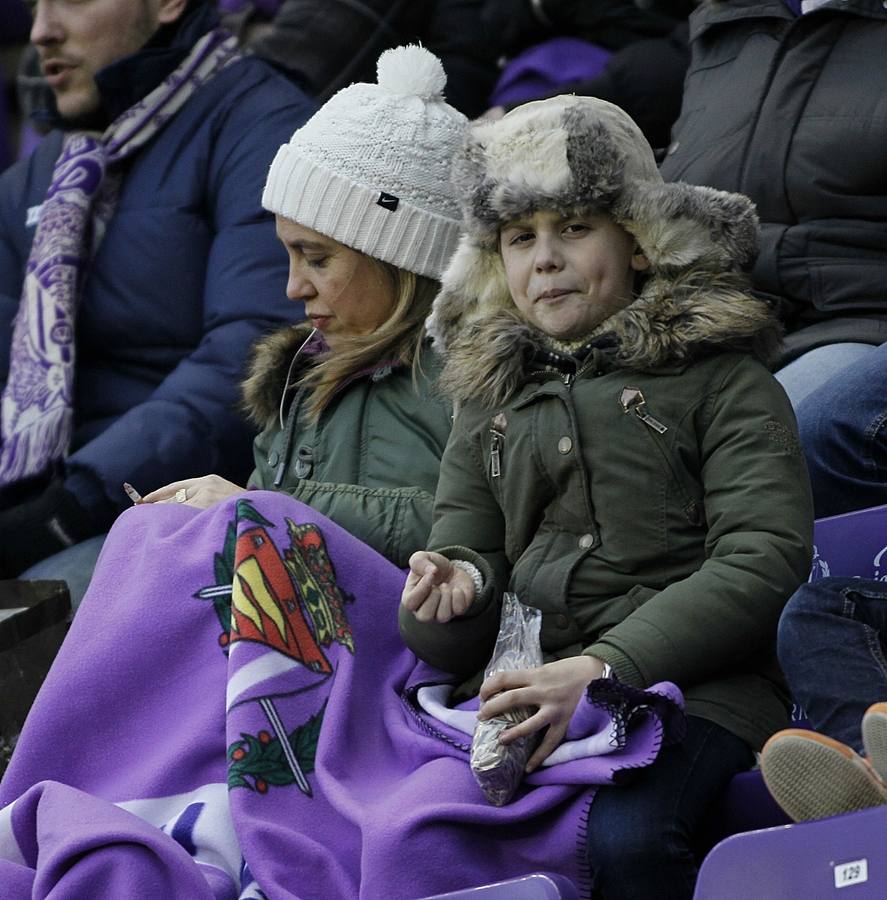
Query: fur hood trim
241 324 319 430
438 270 782 408
427 96 760 351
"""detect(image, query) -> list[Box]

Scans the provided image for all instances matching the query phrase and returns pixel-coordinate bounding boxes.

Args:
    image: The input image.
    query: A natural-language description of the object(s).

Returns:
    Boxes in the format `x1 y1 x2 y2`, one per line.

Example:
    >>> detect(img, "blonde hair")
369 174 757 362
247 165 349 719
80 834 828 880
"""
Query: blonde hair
299 259 440 421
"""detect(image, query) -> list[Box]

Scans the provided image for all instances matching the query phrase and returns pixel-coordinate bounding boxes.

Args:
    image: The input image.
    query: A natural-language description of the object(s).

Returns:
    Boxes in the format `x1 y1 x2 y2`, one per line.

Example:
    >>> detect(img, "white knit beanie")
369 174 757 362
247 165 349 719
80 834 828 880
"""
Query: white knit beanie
262 45 467 280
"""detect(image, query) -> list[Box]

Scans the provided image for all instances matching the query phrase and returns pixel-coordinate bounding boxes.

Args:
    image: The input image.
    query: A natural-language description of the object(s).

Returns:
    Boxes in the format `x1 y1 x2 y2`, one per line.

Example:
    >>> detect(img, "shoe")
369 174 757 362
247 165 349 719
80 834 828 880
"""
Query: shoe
760 728 887 822
862 703 887 782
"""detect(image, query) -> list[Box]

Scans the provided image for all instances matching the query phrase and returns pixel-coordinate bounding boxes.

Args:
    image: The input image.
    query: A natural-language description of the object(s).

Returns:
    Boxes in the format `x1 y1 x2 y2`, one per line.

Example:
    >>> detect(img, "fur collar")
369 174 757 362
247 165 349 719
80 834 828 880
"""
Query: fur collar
438 270 782 408
241 324 320 430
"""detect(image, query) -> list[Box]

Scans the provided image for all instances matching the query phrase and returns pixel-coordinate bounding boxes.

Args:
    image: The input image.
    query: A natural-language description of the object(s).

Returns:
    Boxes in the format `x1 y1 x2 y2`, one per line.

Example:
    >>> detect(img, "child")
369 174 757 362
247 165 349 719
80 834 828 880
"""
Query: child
400 96 814 899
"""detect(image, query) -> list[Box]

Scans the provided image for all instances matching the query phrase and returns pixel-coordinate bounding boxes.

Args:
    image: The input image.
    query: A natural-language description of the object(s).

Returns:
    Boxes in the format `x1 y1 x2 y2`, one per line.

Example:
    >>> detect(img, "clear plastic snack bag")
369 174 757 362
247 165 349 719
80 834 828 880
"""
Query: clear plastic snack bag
470 592 543 806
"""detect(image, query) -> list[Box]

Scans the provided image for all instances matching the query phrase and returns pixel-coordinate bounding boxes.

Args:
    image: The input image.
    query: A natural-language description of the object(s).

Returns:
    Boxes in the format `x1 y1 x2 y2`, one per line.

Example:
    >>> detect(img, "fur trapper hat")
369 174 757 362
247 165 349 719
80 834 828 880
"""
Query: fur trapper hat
428 95 760 348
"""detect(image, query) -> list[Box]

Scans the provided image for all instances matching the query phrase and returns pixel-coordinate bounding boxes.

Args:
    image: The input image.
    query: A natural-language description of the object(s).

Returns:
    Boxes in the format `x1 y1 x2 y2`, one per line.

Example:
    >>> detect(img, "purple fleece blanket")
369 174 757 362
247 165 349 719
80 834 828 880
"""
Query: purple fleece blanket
0 492 683 898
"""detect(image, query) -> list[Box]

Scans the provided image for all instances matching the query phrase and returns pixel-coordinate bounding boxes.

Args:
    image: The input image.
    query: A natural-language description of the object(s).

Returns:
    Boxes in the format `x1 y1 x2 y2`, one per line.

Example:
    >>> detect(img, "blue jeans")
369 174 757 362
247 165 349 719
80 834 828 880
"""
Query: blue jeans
19 534 107 612
775 343 886 517
778 577 887 753
586 715 753 900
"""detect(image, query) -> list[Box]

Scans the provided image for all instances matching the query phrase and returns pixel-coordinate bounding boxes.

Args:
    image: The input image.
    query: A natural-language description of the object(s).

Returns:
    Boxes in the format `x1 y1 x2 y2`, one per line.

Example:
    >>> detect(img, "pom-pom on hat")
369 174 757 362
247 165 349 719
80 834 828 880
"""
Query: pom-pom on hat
262 45 467 280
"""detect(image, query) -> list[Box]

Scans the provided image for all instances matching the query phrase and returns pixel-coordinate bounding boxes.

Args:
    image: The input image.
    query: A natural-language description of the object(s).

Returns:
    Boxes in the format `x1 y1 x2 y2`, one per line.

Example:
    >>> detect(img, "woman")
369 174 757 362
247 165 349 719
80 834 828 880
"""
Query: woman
400 95 814 899
142 44 466 567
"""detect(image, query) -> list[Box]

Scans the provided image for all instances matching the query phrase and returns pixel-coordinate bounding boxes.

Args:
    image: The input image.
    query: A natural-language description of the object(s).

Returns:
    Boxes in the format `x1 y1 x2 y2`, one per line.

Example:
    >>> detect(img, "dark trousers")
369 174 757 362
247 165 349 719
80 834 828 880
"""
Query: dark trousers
778 577 887 752
586 714 753 900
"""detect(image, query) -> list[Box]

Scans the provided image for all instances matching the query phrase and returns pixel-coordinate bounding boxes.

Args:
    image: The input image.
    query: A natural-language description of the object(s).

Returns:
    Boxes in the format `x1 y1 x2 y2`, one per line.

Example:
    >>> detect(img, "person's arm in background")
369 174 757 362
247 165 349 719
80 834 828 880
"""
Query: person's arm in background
246 0 413 100
244 0 499 118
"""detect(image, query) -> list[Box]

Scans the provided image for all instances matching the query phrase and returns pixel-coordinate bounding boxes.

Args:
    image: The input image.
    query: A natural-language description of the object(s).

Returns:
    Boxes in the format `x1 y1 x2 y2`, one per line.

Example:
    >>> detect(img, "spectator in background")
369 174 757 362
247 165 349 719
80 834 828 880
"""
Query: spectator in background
0 0 314 603
219 0 499 118
660 0 887 518
482 0 694 148
761 579 887 822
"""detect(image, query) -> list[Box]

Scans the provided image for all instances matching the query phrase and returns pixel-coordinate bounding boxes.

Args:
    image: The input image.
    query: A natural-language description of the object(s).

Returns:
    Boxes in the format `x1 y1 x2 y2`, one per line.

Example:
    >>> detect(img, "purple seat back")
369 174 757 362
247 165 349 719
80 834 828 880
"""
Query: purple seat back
809 503 887 583
694 804 887 899
420 873 579 900
703 505 887 864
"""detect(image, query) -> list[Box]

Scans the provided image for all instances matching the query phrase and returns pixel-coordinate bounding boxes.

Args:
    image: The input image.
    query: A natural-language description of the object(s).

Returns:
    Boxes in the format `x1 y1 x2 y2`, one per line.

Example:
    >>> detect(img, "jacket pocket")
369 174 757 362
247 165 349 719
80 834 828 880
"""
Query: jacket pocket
596 585 660 636
620 387 704 527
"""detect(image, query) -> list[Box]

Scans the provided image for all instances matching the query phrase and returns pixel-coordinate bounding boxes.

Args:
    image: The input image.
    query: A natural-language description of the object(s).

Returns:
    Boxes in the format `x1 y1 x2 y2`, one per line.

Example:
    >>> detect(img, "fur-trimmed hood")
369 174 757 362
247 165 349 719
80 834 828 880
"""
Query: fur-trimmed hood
241 323 322 430
438 269 782 408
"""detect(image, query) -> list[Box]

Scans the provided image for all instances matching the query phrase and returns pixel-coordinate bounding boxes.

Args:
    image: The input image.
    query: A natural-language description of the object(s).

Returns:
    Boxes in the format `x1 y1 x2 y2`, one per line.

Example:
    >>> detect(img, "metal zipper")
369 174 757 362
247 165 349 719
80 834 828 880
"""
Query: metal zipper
490 429 504 478
619 387 668 434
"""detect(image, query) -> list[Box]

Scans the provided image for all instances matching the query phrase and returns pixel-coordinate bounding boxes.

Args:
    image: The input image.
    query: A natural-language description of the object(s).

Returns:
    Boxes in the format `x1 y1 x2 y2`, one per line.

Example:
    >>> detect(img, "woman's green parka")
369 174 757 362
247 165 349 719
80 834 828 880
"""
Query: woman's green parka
244 324 452 568
400 273 814 750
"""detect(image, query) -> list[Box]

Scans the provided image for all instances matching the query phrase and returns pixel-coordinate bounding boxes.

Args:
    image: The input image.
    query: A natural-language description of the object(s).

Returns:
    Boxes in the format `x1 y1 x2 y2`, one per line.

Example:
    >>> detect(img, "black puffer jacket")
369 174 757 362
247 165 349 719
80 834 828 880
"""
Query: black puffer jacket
245 0 498 116
660 0 887 363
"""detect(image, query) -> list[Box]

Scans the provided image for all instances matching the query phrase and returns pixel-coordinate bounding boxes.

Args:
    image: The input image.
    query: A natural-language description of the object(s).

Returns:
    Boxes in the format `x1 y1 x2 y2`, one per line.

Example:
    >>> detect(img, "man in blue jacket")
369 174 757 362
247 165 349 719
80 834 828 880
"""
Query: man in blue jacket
0 0 315 601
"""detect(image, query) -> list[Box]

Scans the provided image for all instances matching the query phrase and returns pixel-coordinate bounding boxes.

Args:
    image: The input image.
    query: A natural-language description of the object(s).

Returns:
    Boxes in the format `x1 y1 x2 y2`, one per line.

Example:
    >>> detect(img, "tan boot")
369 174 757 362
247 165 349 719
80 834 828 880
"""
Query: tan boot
761 728 887 822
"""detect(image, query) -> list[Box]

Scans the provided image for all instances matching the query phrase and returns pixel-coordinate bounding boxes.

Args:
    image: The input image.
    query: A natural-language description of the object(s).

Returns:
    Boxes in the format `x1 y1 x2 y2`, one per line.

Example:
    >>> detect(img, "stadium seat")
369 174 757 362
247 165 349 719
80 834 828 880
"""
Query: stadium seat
693 805 887 900
708 502 887 842
420 872 579 899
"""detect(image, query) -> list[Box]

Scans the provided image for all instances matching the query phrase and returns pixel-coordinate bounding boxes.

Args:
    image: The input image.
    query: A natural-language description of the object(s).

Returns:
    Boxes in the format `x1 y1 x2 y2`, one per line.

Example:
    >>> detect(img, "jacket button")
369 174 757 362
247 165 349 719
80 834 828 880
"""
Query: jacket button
557 436 573 454
267 450 279 467
555 614 569 629
579 533 595 549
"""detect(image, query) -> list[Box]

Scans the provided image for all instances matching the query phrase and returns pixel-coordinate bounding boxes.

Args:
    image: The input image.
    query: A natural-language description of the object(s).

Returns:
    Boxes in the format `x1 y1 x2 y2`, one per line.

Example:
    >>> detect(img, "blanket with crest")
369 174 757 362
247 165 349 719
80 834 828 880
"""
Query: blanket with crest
0 492 683 899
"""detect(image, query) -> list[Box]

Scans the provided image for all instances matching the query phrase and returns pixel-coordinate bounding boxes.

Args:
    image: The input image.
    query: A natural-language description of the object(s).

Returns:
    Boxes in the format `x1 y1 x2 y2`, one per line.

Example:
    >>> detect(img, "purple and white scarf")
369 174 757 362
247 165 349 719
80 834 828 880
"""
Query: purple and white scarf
0 28 239 486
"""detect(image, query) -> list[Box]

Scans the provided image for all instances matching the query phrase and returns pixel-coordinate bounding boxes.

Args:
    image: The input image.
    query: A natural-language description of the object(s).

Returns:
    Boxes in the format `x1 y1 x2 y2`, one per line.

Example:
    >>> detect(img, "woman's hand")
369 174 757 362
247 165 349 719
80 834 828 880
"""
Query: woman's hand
401 550 476 623
478 655 606 773
141 475 246 510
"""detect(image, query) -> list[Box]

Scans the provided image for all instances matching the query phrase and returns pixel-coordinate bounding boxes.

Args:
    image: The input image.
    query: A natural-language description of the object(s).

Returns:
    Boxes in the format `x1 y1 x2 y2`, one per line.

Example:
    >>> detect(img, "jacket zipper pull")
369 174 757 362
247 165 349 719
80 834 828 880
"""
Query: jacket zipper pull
619 387 668 434
490 430 503 478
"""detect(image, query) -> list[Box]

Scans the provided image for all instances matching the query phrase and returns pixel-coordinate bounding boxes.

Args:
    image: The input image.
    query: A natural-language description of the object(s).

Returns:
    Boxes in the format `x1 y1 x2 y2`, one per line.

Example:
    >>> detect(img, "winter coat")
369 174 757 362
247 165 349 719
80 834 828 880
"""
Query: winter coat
659 0 887 362
244 325 452 568
243 0 498 117
482 0 693 58
0 10 316 529
400 273 814 749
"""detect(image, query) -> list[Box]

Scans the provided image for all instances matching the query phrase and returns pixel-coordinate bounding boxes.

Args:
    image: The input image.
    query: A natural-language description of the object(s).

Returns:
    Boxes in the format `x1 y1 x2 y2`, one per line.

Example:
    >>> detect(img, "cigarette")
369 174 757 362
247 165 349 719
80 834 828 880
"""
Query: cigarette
123 482 143 505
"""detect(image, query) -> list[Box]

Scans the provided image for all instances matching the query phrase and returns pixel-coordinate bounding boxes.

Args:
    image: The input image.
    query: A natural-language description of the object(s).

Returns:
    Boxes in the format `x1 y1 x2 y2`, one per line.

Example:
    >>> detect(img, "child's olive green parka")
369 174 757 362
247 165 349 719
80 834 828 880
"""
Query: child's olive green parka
400 272 814 749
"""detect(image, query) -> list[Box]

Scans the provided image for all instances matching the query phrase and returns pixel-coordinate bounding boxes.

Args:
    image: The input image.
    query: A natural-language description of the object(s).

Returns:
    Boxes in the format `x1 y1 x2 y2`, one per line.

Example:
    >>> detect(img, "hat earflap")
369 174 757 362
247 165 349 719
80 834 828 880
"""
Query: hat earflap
427 235 513 350
620 181 759 272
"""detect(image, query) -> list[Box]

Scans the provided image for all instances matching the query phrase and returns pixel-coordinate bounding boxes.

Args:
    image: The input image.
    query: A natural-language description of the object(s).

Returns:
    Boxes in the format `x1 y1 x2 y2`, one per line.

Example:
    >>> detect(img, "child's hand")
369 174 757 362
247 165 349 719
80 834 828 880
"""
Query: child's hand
477 655 606 773
401 551 476 623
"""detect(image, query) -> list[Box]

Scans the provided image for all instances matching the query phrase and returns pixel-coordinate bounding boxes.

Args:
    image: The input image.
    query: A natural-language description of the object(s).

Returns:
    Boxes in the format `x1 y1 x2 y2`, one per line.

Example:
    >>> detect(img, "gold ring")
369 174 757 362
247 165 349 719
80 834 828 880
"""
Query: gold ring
175 488 188 503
